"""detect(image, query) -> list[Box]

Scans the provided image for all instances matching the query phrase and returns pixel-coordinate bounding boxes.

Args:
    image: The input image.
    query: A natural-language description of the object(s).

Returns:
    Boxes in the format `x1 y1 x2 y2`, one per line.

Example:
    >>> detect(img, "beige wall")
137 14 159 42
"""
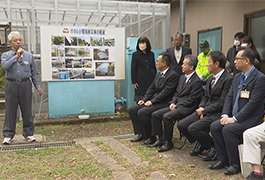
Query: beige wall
170 0 265 56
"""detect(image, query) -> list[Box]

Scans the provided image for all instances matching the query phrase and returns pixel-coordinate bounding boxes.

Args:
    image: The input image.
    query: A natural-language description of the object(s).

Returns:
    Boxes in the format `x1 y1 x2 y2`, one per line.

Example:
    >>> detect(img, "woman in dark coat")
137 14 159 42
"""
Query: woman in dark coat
241 36 261 70
131 37 156 102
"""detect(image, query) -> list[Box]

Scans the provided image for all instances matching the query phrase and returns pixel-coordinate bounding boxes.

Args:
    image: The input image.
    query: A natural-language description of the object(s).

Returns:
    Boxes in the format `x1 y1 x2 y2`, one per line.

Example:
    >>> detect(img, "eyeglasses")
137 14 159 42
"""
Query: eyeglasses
235 57 246 61
12 38 23 42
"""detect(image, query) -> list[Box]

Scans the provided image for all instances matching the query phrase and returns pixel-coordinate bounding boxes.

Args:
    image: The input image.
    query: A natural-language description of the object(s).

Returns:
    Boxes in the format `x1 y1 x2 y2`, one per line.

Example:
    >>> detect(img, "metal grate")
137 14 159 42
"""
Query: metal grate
0 141 76 151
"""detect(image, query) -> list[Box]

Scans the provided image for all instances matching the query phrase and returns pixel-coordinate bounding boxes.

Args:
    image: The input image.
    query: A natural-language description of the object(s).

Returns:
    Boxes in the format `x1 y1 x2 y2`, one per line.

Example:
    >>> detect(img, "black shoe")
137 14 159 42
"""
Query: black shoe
224 164 240 175
157 141 174 152
189 145 208 156
246 171 264 179
209 161 228 170
142 136 157 145
147 139 164 148
130 134 144 142
202 147 217 161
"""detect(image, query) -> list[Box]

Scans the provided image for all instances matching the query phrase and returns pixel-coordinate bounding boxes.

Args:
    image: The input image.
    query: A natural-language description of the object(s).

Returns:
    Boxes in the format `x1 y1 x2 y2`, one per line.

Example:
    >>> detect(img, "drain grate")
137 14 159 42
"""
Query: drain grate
0 141 76 151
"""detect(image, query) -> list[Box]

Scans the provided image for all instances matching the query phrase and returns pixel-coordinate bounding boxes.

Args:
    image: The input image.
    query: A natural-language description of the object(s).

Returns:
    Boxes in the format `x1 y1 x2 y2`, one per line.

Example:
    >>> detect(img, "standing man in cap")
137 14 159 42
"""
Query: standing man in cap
1 31 43 144
196 39 213 83
166 32 192 76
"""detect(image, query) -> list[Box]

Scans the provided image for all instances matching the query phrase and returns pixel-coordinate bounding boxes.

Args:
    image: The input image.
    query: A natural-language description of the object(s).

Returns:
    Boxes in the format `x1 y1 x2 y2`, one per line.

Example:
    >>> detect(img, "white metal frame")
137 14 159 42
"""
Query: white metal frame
0 0 170 53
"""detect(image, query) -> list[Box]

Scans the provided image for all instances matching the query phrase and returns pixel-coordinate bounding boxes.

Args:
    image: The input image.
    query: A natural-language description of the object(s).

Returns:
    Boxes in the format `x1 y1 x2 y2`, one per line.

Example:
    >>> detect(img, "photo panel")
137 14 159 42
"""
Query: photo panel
78 37 90 46
78 47 90 57
65 36 78 46
82 69 95 79
52 69 70 80
93 48 109 60
90 37 103 46
51 46 64 58
51 36 64 46
82 58 93 68
103 37 115 46
95 62 115 76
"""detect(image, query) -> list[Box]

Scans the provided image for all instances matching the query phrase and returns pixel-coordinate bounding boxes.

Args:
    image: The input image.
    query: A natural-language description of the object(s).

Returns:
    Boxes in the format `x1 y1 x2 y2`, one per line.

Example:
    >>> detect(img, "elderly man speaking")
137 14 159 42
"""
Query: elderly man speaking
1 31 43 144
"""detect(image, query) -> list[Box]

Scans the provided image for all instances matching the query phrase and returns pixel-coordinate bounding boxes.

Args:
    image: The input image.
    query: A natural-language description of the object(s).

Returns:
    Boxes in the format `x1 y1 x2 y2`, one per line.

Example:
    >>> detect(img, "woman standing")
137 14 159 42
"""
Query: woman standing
131 37 156 102
241 36 261 70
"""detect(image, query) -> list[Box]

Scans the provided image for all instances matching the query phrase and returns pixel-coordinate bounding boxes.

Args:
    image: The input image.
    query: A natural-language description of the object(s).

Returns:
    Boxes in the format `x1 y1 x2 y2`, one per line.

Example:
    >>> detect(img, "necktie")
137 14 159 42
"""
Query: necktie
183 76 187 88
176 47 180 51
211 76 216 89
160 72 164 77
232 75 245 116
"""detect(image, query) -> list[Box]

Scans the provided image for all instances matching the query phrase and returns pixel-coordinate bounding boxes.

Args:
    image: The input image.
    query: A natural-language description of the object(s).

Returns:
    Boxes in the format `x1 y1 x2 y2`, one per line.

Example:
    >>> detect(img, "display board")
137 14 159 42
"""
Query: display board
40 26 125 81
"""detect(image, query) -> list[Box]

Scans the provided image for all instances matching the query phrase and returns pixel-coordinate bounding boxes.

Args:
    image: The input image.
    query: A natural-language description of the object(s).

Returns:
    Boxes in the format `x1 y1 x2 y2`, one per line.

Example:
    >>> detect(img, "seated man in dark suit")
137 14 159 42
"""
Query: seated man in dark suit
177 51 233 157
166 32 192 75
209 47 265 175
129 52 179 144
147 55 202 152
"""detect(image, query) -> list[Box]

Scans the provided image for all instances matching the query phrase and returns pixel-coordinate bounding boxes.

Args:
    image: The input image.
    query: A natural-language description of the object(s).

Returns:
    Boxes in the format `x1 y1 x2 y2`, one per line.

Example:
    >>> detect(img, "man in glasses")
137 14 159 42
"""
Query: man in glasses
1 31 43 144
209 47 265 175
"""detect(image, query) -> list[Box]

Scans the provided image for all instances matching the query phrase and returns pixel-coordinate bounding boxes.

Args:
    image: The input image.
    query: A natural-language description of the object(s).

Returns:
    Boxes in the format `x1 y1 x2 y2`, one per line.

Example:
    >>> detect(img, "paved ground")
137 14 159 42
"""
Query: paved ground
75 134 246 180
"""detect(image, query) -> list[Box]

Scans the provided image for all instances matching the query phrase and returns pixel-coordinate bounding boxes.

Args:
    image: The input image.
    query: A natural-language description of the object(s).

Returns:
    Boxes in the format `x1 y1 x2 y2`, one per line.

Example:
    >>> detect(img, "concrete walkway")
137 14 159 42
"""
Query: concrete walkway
75 135 168 180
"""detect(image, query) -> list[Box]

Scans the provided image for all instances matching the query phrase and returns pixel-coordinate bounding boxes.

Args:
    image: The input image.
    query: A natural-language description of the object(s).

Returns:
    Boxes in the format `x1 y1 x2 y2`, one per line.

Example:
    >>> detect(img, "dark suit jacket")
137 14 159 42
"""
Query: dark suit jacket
142 67 179 104
200 70 233 117
222 68 265 129
169 72 202 116
166 45 192 75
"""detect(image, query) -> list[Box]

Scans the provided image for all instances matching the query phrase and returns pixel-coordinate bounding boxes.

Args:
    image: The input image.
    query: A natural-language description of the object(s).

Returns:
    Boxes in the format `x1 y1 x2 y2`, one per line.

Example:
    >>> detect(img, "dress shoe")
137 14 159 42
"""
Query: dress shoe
189 145 208 156
147 139 164 148
157 141 174 152
224 164 240 175
142 136 157 145
209 161 228 170
202 147 217 161
130 134 144 142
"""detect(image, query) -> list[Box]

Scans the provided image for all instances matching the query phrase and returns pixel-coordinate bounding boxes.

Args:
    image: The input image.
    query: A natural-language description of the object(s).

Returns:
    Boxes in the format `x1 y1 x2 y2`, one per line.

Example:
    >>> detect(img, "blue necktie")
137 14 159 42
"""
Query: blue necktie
232 75 245 116
176 47 180 51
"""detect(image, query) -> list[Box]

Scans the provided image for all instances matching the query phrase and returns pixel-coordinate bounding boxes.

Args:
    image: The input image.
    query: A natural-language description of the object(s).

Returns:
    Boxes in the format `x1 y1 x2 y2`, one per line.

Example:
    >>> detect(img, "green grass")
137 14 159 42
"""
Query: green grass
0 144 113 180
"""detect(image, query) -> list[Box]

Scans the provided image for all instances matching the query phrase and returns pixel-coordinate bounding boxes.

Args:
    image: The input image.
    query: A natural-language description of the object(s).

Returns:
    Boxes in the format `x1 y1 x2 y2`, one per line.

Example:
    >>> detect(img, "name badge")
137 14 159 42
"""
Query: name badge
240 90 250 99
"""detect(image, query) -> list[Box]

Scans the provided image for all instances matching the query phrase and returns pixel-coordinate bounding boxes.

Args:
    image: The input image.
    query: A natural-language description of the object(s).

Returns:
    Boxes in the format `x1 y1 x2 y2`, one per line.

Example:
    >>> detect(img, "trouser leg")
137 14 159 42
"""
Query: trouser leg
151 107 170 137
163 109 184 141
129 105 144 135
3 81 19 138
140 103 167 139
243 122 265 164
19 80 34 137
210 120 228 163
222 123 245 166
177 112 199 143
188 116 215 149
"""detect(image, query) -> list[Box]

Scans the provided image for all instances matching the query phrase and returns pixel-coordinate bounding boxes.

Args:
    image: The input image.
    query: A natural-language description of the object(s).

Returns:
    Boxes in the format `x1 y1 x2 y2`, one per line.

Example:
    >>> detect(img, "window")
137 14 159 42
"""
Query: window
197 27 222 55
244 9 265 61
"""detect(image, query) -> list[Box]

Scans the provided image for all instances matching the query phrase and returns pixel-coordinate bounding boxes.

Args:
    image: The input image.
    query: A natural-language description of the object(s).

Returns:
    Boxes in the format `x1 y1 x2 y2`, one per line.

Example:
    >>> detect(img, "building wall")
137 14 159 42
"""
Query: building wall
170 0 265 56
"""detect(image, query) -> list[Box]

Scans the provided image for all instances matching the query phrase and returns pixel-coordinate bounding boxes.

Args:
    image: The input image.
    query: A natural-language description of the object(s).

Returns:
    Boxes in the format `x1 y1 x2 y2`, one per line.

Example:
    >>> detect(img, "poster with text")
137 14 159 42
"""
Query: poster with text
43 26 121 81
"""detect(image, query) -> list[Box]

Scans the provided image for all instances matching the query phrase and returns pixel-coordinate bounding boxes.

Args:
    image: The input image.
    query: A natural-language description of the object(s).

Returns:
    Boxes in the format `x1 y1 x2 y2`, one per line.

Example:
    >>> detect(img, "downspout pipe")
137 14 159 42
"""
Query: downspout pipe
180 0 185 33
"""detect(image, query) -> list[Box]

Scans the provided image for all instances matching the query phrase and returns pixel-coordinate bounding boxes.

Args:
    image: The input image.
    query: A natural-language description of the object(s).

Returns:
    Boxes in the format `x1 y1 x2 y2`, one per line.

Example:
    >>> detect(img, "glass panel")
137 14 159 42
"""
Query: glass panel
251 16 265 60
198 28 222 55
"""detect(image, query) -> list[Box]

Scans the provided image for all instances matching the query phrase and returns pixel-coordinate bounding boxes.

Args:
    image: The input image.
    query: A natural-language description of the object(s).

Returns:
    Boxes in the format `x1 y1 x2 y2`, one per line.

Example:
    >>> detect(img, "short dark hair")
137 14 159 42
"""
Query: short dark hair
184 55 198 70
136 36 152 52
234 32 245 39
174 32 183 40
159 52 171 67
209 51 226 69
238 47 256 65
